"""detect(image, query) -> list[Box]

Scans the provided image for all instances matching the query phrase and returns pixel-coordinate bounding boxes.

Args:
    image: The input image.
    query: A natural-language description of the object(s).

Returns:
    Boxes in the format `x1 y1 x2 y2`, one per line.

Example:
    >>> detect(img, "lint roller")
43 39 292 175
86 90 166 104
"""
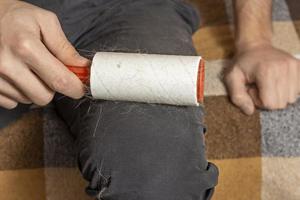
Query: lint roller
67 52 205 106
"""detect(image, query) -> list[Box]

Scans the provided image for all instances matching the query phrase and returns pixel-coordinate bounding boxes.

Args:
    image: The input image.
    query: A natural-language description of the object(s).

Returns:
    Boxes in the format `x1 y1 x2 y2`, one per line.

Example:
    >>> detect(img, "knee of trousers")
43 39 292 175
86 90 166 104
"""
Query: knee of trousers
62 0 200 55
75 101 218 200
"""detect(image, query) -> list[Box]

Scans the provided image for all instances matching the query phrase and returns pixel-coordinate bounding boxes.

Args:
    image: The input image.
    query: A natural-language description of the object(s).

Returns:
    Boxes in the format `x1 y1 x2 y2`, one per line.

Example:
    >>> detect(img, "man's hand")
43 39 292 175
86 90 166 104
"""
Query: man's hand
225 44 300 115
0 0 90 109
227 0 299 115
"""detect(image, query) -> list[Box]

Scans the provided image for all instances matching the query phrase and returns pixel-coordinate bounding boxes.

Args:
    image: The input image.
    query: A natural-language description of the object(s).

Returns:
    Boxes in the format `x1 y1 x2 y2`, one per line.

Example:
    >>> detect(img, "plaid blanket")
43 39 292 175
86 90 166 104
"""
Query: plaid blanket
0 0 299 199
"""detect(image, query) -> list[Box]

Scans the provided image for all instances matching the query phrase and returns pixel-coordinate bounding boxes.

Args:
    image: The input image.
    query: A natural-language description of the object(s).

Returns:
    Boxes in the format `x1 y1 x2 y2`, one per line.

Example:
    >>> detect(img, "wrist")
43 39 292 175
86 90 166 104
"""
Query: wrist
235 38 273 55
235 26 273 53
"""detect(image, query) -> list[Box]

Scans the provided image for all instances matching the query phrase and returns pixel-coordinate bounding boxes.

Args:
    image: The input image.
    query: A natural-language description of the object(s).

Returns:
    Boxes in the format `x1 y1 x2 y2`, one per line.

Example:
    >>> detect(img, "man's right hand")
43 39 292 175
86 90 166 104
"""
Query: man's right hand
228 0 300 115
224 43 300 115
0 0 90 109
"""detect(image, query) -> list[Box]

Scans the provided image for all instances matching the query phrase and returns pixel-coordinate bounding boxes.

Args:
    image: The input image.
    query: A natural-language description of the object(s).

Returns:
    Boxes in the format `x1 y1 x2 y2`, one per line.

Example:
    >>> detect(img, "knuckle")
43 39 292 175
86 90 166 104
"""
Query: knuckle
259 65 271 75
262 100 287 110
0 60 8 75
278 102 288 110
224 68 241 83
18 95 32 104
289 97 297 104
45 11 59 23
52 76 70 92
256 66 269 79
6 102 18 110
263 104 276 110
20 99 32 104
14 36 33 57
231 94 244 105
290 91 298 101
261 98 276 110
261 67 278 81
36 92 54 106
62 40 71 49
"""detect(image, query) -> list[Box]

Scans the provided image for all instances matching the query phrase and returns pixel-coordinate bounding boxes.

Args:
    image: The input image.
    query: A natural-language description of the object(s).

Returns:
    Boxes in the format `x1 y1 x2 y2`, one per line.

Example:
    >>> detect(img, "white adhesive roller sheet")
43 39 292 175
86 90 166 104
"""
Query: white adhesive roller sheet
90 52 204 106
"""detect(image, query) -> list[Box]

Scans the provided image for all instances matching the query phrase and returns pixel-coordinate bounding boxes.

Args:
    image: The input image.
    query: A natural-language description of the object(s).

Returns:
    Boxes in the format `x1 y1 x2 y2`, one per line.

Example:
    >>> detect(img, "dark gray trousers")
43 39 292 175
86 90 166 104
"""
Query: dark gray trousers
12 0 219 199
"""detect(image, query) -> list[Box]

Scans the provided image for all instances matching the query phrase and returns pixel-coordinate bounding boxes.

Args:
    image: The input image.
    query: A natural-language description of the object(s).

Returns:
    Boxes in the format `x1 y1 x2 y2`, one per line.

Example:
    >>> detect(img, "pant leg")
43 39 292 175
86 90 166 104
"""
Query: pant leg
32 0 219 199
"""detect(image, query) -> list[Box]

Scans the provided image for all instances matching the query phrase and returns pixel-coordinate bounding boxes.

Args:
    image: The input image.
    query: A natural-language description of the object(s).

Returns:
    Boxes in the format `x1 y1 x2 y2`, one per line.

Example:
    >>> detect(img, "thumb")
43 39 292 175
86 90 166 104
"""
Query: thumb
38 13 90 67
224 67 255 115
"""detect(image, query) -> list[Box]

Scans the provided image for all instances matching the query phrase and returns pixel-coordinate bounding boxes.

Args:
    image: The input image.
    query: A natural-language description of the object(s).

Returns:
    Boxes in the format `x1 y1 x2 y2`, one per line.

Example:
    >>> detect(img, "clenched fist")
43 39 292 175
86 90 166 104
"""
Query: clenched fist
225 44 300 115
0 0 90 109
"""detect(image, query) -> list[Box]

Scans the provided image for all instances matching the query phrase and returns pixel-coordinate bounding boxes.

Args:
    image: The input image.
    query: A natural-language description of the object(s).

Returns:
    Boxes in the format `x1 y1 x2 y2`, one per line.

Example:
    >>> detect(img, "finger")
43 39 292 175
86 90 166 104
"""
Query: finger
276 80 289 109
4 61 55 106
38 12 90 66
225 67 255 115
0 77 31 104
296 60 300 97
247 86 263 108
287 64 298 104
0 94 18 109
256 73 279 110
12 36 84 99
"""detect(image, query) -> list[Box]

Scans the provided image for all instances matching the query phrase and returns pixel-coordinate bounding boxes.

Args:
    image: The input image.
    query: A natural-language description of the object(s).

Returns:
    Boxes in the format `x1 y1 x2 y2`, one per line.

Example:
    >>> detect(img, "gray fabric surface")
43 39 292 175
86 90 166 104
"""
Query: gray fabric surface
43 103 77 167
261 99 300 157
273 0 292 21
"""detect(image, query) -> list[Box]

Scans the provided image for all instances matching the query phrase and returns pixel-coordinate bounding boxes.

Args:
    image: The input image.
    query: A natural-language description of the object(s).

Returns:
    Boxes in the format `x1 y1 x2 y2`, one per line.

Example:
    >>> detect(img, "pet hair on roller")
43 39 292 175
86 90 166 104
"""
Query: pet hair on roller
67 52 205 106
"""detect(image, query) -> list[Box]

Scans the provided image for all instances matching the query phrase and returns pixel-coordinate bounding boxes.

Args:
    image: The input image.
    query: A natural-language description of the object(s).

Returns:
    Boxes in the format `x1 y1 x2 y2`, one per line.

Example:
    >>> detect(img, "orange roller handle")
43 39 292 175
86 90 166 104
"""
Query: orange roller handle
67 65 90 84
197 59 205 103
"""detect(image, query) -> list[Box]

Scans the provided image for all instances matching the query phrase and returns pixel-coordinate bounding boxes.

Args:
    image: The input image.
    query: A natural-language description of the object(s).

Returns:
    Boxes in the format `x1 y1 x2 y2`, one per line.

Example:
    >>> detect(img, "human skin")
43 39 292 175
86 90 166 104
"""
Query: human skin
225 0 300 115
0 0 90 109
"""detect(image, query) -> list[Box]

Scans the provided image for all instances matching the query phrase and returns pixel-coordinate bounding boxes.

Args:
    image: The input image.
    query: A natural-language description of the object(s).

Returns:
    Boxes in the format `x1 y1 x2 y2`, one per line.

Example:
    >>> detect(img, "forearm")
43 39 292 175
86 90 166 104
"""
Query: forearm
234 0 273 51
